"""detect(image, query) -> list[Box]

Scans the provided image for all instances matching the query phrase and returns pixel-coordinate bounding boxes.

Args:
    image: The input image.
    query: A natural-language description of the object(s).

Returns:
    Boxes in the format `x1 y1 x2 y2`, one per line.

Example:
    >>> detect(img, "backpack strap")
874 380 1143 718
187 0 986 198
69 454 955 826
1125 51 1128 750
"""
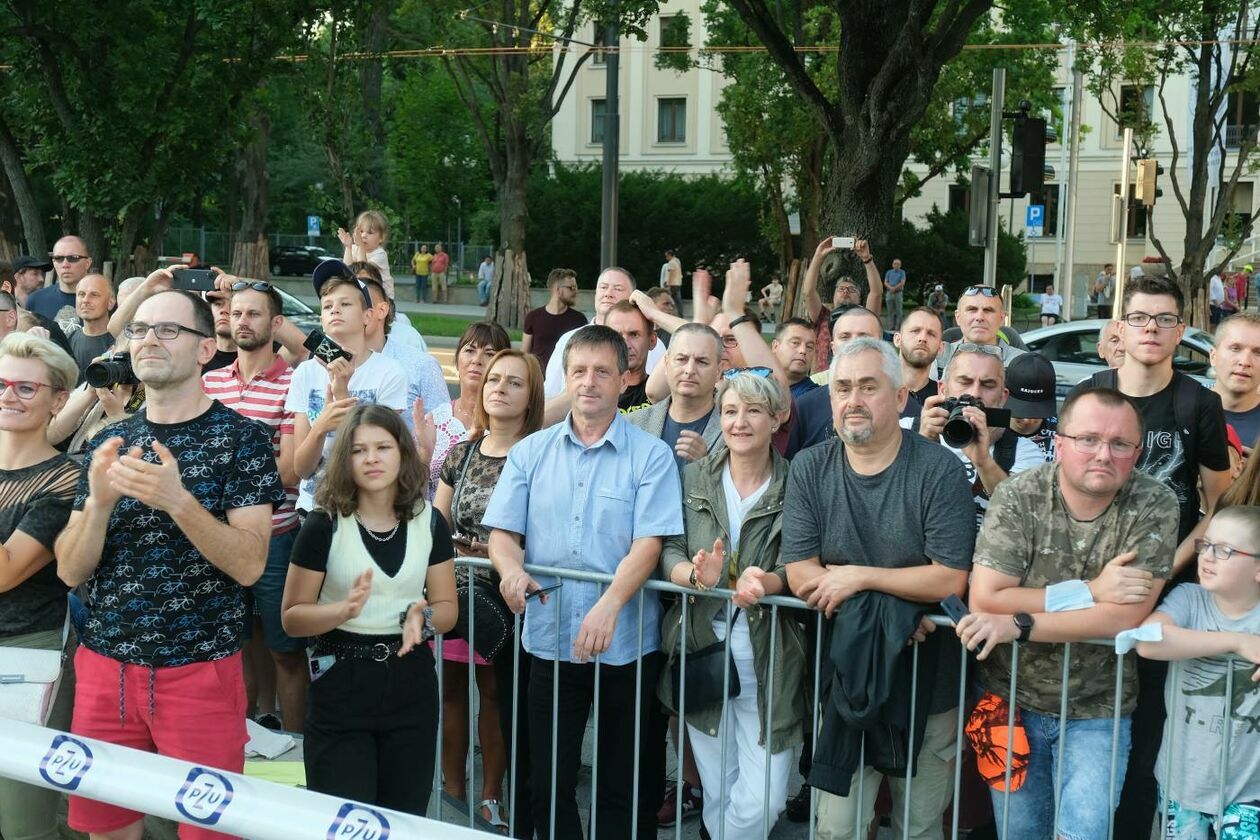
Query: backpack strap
1171 371 1201 470
993 427 1019 474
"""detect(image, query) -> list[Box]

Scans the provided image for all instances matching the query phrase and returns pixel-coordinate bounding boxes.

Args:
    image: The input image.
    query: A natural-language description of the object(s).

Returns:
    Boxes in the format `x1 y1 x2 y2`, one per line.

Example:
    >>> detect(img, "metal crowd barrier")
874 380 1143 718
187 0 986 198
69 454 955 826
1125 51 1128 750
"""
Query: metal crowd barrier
441 559 1243 840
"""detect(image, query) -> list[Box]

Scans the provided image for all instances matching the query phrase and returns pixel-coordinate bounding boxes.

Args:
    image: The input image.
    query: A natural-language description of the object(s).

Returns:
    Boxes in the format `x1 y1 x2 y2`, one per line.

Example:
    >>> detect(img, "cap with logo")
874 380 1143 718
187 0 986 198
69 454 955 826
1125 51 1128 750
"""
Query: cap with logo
1004 352 1057 419
312 259 373 310
12 255 52 272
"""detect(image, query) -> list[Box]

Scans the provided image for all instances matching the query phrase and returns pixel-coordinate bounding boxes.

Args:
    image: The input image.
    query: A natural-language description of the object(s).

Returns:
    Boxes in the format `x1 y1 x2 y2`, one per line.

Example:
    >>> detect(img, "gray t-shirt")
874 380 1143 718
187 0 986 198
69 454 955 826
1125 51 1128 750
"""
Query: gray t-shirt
67 329 114 379
781 430 977 711
663 413 709 472
1155 583 1260 813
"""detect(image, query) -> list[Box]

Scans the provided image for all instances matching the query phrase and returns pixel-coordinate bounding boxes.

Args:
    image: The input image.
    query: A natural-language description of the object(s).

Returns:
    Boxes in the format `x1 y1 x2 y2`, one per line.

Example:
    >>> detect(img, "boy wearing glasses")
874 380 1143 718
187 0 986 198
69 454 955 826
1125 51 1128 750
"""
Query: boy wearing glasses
1136 504 1260 839
957 387 1178 840
1072 275 1233 838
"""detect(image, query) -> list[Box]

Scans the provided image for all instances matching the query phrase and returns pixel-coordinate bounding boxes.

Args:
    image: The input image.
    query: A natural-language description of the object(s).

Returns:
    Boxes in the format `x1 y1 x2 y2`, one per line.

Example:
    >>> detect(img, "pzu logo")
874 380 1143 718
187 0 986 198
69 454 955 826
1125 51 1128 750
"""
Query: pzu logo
39 735 93 790
174 767 234 826
326 803 391 840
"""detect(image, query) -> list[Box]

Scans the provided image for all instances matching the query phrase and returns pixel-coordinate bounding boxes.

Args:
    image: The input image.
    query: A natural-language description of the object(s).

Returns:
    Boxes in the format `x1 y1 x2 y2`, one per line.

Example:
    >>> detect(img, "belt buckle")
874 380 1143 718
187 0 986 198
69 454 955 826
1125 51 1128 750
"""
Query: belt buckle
371 643 391 662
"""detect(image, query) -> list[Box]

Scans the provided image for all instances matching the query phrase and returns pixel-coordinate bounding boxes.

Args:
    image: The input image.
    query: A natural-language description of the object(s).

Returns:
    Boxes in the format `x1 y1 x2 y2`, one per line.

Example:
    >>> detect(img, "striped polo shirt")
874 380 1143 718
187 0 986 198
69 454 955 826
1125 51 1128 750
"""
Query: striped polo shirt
202 355 299 533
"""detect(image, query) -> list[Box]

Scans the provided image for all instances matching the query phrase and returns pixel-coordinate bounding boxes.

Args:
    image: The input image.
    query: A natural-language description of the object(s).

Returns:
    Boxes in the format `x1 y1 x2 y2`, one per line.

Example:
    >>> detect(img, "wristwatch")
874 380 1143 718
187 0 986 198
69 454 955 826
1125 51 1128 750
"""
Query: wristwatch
1013 613 1034 643
728 315 750 330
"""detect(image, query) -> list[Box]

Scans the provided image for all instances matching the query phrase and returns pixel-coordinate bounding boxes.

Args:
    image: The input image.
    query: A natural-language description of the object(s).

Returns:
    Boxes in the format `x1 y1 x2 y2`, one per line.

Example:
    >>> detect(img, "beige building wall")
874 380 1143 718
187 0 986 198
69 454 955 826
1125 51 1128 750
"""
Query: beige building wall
551 0 733 174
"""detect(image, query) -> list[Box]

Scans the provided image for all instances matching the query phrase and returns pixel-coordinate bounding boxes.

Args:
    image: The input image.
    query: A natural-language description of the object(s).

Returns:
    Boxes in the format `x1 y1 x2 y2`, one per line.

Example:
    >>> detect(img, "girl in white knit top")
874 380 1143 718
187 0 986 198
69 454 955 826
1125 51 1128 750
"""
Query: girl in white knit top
282 404 457 815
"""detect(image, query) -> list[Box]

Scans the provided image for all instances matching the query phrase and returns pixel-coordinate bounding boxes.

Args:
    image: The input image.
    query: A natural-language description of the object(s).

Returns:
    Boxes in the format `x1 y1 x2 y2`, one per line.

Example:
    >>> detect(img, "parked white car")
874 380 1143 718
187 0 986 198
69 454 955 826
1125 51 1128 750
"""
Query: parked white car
1021 319 1214 398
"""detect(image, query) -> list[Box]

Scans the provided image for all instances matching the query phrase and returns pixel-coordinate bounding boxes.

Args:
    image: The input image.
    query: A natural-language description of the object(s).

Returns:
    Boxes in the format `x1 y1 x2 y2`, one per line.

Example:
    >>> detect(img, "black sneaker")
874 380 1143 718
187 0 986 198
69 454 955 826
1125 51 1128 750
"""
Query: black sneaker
785 783 811 823
255 712 283 731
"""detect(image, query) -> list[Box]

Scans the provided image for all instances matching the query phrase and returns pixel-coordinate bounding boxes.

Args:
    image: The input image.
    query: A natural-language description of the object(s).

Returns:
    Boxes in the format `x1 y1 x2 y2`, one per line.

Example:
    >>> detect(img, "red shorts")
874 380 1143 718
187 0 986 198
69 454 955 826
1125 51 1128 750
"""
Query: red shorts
68 646 248 839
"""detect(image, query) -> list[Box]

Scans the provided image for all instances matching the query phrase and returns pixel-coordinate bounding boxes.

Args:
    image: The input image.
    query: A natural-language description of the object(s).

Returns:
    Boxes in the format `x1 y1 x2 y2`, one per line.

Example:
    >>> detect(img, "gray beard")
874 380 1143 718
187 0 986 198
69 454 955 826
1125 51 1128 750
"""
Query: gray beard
838 425 874 445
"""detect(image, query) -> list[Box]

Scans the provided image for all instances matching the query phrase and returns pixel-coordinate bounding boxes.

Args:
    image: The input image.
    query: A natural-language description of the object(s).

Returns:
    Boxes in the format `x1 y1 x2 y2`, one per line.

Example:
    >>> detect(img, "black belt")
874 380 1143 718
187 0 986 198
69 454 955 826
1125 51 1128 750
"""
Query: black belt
314 635 405 662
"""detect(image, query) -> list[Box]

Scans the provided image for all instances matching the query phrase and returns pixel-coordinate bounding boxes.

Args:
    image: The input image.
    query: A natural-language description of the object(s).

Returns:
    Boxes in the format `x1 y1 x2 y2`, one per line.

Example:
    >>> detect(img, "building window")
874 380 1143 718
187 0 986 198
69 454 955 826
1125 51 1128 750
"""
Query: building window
1223 181 1254 240
1116 84 1153 136
952 92 989 125
658 98 686 143
591 99 606 144
660 15 689 49
1226 90 1259 148
1035 187 1061 238
1114 182 1148 240
948 184 969 215
591 24 607 66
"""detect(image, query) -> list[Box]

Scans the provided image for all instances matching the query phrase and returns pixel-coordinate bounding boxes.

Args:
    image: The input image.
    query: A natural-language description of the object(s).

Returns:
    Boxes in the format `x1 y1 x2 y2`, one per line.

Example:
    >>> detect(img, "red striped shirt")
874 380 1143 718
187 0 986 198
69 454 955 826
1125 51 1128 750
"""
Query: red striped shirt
202 356 299 533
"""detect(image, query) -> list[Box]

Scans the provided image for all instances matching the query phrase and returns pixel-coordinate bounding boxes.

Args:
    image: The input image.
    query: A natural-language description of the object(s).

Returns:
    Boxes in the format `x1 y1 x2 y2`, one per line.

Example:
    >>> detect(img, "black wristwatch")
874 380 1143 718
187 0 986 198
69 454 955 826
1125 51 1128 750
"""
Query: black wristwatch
1013 613 1034 643
728 315 750 329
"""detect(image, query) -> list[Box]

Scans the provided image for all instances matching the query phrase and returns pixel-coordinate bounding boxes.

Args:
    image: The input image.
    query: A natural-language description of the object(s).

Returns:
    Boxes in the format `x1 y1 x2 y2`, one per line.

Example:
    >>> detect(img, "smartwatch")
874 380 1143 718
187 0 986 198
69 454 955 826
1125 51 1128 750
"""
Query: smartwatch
1013 613 1034 643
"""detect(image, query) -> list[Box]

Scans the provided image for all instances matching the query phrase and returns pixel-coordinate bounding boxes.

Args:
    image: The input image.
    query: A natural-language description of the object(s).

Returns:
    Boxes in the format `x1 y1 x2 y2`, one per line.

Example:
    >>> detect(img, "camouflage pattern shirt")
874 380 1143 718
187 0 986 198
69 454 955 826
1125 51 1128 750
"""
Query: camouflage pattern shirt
973 463 1178 718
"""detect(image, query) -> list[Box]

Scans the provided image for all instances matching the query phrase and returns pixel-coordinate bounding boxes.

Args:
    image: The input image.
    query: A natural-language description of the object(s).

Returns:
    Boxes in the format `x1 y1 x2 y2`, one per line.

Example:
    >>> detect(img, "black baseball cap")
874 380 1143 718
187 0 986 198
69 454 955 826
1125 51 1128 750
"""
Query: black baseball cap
1005 352 1057 419
12 255 51 272
312 259 372 309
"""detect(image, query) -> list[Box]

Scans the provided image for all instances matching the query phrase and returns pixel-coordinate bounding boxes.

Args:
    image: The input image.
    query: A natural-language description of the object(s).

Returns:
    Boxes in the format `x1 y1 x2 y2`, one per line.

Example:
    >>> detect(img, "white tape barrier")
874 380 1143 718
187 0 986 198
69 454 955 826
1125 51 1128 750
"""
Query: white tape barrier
0 720 490 839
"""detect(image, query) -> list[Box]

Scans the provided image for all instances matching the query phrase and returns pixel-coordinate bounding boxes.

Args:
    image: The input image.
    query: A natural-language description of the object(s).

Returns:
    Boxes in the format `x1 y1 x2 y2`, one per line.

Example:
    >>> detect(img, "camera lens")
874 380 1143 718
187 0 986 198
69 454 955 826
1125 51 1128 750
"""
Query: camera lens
942 407 976 448
84 354 136 389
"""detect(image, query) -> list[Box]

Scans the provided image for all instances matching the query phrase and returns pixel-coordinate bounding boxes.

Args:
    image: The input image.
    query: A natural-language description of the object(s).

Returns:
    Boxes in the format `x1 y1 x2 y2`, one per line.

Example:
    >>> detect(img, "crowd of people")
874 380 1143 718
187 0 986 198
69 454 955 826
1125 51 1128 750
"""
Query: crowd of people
0 226 1258 840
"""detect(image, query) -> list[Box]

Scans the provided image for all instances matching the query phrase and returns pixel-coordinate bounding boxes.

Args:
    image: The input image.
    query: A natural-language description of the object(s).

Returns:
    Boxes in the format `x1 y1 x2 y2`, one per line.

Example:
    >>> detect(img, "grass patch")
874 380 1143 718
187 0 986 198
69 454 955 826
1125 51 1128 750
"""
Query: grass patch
406 312 523 342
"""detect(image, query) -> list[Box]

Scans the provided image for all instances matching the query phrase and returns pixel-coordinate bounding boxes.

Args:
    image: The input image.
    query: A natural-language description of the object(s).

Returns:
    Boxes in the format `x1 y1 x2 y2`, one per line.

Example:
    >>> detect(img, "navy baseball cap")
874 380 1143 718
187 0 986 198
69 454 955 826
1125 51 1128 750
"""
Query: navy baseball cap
12 255 51 272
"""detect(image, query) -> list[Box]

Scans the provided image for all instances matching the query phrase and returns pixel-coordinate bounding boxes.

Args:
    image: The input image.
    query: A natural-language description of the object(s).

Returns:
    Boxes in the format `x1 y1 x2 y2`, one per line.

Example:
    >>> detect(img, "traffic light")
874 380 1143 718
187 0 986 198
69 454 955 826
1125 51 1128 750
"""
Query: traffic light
1009 113 1047 198
1134 159 1164 206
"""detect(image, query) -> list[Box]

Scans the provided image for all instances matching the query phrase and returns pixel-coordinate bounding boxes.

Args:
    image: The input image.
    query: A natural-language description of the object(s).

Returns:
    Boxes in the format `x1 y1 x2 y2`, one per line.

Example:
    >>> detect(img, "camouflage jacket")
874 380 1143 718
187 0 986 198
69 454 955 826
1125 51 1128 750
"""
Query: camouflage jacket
973 463 1178 718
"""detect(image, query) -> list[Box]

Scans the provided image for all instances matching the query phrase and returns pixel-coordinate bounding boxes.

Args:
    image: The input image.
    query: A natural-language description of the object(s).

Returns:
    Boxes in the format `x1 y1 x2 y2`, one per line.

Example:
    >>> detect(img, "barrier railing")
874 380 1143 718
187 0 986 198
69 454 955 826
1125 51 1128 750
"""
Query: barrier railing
442 558 1241 840
0 719 488 840
0 559 1239 840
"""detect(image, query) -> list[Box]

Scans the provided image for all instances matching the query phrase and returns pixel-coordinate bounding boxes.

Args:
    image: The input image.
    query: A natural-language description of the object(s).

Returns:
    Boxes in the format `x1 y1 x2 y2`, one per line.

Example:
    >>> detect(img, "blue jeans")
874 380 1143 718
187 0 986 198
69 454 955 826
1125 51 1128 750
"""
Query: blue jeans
415 273 429 302
478 275 492 305
250 528 303 653
991 709 1132 840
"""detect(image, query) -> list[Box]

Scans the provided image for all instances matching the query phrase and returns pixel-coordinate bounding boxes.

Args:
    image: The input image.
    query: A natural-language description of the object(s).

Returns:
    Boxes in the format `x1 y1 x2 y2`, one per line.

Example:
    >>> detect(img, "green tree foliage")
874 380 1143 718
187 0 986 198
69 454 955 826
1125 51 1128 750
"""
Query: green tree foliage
525 163 774 289
0 0 319 266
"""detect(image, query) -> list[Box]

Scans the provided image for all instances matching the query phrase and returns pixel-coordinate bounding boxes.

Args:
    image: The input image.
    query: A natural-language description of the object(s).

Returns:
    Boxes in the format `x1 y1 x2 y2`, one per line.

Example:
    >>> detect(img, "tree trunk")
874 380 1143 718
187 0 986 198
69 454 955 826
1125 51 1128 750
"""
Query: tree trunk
358 0 389 203
79 212 107 274
233 108 271 278
487 140 530 329
0 113 45 258
819 139 905 293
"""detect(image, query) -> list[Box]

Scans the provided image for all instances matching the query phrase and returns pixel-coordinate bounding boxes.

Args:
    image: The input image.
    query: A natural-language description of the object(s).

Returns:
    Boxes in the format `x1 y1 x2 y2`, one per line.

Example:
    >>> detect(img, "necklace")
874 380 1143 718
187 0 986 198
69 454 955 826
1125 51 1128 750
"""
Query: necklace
355 513 400 542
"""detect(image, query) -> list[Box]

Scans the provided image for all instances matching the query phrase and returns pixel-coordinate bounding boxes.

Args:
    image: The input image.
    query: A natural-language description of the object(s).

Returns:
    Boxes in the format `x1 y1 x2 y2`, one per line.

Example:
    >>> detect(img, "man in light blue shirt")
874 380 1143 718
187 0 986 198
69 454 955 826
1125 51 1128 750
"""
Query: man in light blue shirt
477 255 495 305
485 324 682 840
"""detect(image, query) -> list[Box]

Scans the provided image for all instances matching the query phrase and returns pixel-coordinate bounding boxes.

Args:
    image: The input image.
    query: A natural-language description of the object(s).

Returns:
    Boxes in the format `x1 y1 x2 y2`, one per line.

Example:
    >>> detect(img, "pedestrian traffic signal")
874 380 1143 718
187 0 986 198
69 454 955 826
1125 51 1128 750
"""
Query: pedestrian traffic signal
1009 113 1047 198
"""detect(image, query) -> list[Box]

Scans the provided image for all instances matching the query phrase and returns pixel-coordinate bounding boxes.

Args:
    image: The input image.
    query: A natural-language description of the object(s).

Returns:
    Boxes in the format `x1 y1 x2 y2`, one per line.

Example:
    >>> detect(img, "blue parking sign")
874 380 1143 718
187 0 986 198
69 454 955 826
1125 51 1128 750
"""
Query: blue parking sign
1026 204 1044 237
307 215 321 237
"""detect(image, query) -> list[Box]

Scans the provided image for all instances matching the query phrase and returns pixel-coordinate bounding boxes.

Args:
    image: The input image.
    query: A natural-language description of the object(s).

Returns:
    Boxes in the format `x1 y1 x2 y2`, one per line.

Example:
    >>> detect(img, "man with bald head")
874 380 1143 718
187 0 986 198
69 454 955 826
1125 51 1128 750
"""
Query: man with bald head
68 274 116 377
28 235 92 323
544 266 666 397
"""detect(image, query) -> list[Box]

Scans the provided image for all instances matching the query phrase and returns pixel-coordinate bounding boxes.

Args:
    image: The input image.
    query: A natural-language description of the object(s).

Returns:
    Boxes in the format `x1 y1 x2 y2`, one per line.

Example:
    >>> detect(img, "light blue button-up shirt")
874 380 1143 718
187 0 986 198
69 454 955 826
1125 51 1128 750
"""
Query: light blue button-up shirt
482 412 683 665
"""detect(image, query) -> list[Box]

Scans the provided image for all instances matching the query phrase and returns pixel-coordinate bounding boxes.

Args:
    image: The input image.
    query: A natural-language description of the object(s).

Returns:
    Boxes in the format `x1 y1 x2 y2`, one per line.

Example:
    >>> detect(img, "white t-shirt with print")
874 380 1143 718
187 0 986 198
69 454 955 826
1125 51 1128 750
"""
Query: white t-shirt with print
284 350 408 511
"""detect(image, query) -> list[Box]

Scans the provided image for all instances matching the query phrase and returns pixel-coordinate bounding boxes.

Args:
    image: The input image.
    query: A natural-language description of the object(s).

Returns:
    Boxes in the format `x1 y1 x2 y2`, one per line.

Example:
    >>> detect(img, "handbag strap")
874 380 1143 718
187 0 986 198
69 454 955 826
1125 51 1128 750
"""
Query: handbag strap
449 438 477 544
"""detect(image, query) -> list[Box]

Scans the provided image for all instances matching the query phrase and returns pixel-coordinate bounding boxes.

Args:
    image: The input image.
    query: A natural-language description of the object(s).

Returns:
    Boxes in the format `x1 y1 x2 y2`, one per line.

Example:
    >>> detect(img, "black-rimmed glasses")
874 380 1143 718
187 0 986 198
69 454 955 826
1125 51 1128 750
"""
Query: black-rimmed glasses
1124 312 1182 329
1194 538 1260 562
122 321 211 341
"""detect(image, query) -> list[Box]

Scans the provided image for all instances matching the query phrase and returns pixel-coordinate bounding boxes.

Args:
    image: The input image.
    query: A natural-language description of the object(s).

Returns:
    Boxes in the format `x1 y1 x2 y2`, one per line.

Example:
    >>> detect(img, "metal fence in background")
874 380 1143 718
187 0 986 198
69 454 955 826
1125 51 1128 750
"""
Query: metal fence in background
434 558 1243 840
160 228 493 278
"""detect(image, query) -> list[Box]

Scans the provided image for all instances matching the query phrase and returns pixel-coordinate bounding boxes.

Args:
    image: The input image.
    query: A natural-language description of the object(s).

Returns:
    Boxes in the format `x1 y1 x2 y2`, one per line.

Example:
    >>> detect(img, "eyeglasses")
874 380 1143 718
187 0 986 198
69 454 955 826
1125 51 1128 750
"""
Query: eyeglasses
230 281 274 293
51 255 87 264
962 286 1000 297
1194 538 1260 562
122 321 211 341
1057 433 1140 459
723 366 773 380
1124 312 1182 329
721 335 740 348
0 378 59 399
955 342 1003 356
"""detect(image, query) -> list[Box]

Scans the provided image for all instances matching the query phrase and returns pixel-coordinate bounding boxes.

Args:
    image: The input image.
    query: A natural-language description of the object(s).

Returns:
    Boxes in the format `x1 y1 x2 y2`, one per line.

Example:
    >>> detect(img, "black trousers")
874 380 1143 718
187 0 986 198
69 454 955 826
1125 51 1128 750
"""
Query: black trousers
495 633 535 839
527 652 662 840
1113 656 1167 840
304 644 439 817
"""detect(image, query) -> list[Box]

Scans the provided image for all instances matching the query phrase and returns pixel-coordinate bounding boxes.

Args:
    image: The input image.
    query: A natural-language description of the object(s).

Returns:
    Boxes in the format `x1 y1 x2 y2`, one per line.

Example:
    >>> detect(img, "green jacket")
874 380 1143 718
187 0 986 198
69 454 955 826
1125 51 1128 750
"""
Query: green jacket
657 446 806 753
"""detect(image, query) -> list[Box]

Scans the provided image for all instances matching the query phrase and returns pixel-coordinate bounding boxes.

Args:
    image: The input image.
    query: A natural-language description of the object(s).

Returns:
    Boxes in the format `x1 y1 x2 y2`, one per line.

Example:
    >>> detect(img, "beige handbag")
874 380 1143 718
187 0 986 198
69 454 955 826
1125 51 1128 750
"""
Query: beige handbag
0 611 70 725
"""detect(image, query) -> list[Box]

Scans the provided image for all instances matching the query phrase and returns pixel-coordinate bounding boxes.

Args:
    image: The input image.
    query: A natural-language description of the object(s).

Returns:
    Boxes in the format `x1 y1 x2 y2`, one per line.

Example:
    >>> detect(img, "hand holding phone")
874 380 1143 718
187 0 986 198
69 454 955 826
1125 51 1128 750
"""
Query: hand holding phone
171 268 217 293
526 582 563 601
831 236 855 250
303 328 353 365
940 594 970 624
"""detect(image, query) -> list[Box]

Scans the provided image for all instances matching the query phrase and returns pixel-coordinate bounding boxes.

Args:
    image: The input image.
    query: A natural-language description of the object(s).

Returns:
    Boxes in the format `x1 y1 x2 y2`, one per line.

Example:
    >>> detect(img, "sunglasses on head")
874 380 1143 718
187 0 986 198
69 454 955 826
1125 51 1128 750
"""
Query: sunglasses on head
962 286 1000 298
230 281 274 293
723 366 773 380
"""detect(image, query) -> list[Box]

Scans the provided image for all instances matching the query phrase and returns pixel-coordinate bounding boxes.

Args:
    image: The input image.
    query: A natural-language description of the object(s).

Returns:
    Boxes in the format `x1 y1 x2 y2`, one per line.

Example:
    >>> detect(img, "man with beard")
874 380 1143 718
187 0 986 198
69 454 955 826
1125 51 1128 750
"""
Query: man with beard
67 274 116 378
544 267 665 397
772 318 820 400
1210 311 1260 454
782 337 975 839
797 237 885 372
202 280 306 733
524 268 587 370
893 307 943 404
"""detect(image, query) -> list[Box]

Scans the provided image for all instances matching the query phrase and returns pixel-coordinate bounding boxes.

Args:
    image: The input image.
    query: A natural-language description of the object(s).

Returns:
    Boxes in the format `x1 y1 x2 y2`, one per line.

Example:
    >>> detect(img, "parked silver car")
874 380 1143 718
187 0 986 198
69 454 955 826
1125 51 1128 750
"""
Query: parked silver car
1021 319 1214 398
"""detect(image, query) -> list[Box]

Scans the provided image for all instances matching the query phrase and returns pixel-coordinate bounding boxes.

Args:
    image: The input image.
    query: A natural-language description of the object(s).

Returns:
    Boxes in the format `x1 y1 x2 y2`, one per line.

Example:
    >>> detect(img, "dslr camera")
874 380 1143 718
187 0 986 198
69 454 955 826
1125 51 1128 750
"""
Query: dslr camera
940 394 1011 448
84 352 138 389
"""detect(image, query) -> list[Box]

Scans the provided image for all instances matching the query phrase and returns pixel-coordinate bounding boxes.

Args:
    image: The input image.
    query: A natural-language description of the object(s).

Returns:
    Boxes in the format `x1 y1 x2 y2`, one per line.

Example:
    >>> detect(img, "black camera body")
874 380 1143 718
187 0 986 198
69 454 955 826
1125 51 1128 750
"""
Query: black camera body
85 352 138 389
941 394 1011 448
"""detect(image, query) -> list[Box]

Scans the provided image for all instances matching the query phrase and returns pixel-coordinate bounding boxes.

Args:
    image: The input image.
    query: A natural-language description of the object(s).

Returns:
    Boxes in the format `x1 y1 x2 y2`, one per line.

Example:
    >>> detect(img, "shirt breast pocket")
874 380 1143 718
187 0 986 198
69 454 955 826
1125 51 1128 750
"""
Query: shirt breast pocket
594 489 634 546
